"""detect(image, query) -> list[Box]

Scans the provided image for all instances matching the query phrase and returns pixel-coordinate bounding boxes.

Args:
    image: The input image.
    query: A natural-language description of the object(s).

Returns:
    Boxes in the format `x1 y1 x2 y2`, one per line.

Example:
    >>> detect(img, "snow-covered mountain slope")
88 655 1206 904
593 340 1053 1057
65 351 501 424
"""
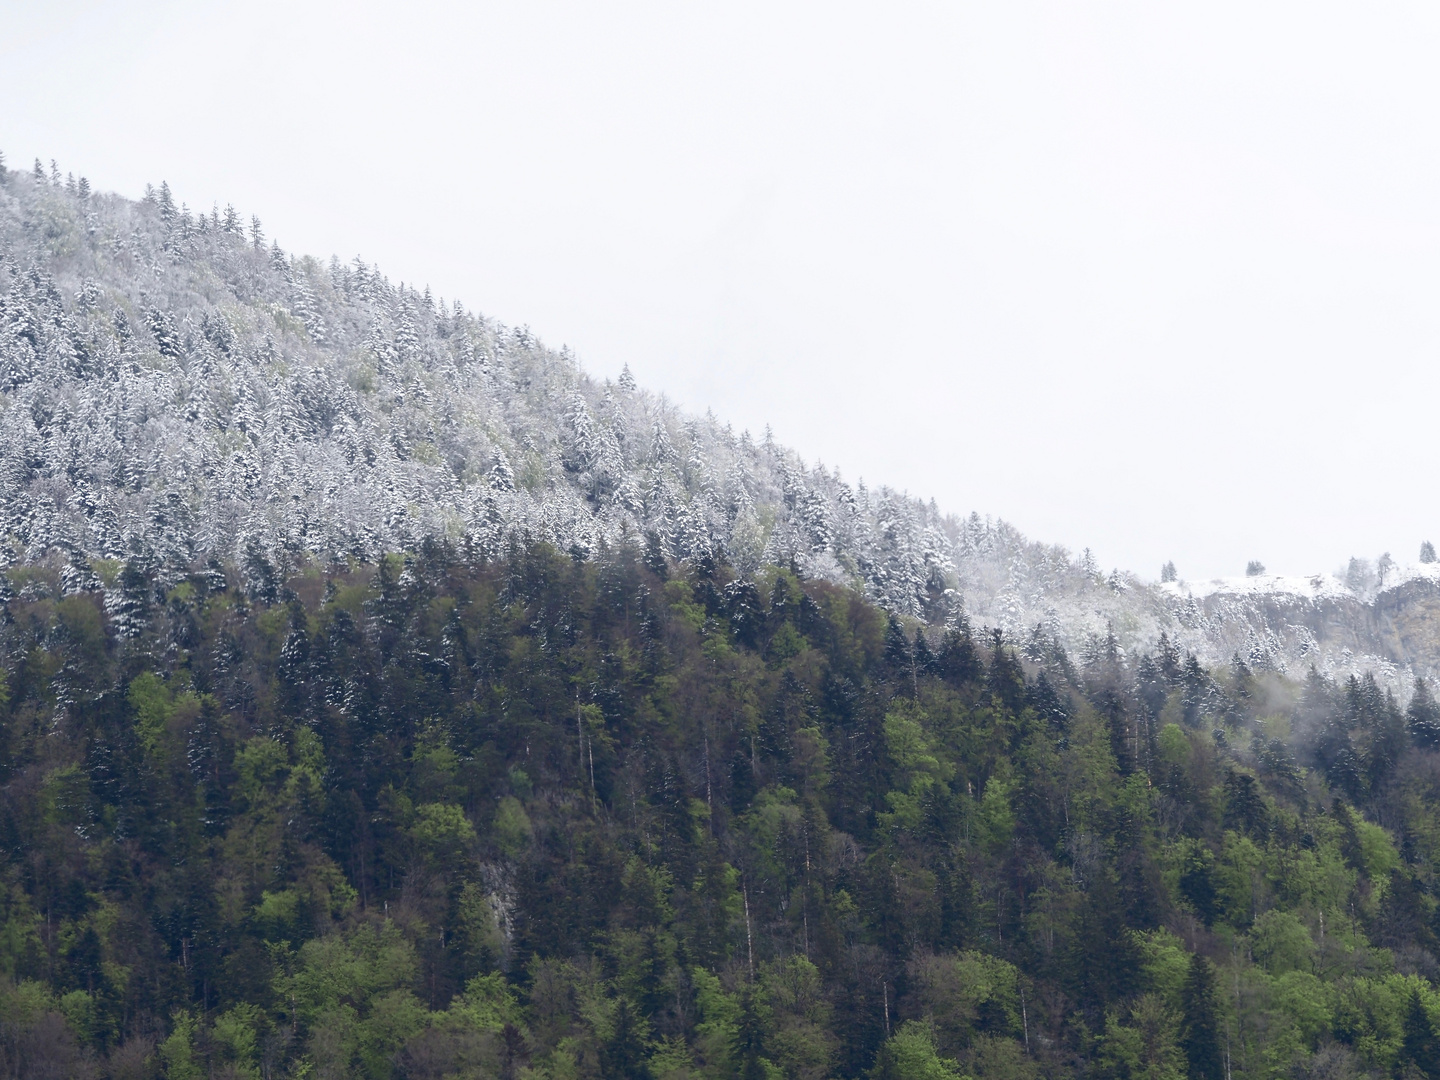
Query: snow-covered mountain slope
954 533 1440 694
1 159 1435 692
0 164 957 618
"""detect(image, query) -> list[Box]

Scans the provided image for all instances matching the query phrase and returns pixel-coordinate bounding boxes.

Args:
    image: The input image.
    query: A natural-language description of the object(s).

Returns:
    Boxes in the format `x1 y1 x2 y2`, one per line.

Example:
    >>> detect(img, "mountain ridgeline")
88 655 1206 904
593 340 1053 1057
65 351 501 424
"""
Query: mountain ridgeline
6 157 1440 1080
2 154 1439 692
0 157 958 623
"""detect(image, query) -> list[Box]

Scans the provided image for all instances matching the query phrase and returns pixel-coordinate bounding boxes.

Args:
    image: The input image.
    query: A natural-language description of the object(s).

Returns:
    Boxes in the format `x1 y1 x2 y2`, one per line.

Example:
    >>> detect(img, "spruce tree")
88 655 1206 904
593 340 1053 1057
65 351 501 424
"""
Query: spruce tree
1180 953 1223 1080
737 985 769 1080
1422 540 1436 564
1412 679 1440 749
1376 868 1436 952
1067 868 1141 1009
1405 986 1439 1077
600 998 651 1080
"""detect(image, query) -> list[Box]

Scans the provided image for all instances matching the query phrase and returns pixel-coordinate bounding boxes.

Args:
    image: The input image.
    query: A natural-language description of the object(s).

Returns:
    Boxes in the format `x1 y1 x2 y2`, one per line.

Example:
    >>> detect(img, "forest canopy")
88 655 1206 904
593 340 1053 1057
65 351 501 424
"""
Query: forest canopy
1 540 1439 1079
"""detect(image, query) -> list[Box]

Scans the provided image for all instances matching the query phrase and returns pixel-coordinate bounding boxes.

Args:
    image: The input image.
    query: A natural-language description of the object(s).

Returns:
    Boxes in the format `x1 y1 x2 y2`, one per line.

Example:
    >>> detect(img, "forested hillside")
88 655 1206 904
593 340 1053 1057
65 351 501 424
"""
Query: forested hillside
3 152 1439 691
0 154 958 623
3 538 1440 1079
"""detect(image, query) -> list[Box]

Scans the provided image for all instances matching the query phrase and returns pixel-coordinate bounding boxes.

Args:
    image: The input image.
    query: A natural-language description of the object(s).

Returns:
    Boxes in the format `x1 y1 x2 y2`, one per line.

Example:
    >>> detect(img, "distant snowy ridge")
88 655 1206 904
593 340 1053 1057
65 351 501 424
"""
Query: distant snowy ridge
958 550 1440 695
1 158 1436 692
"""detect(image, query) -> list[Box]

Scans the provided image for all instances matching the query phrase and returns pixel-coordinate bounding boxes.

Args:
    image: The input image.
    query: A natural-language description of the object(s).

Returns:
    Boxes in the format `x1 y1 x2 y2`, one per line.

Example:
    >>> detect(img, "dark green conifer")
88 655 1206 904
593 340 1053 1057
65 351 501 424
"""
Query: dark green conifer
600 998 651 1080
1411 678 1440 749
1376 868 1436 952
1067 868 1141 1009
1405 987 1439 1077
737 985 769 1080
1180 953 1223 1080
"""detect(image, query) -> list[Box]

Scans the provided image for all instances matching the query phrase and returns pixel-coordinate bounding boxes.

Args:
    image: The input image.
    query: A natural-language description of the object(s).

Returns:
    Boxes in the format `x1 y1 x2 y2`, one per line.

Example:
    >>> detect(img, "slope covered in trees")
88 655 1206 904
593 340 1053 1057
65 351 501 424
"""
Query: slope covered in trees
3 153 1439 693
3 538 1440 1079
0 155 957 624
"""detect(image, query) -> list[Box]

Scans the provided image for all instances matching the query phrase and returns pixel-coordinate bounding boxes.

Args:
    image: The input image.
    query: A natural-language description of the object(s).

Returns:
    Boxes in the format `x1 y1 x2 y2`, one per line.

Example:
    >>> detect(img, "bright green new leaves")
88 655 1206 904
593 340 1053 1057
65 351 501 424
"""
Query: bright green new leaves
871 1022 968 1080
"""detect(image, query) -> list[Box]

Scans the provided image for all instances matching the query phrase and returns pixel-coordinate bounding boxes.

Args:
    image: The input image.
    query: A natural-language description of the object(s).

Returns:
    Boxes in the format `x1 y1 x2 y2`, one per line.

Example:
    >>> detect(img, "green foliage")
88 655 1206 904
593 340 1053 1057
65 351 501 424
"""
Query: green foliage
492 795 533 857
1179 954 1222 1080
158 1010 203 1080
1249 910 1315 974
1 544 1440 1077
871 1022 967 1079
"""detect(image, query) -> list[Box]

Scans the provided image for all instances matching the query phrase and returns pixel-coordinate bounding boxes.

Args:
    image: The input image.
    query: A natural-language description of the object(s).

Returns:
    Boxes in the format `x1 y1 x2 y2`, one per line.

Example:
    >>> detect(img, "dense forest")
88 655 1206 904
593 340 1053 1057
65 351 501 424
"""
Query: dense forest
3 539 1440 1080
4 150 1435 692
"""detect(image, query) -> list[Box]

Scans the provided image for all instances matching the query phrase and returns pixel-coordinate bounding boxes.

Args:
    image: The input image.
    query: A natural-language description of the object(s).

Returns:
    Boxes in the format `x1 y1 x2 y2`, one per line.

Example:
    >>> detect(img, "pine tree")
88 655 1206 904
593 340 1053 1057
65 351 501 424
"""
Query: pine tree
884 616 914 686
913 627 934 675
643 530 668 579
1067 868 1142 1009
1411 679 1440 749
106 559 153 639
1346 556 1374 593
1423 541 1437 564
1180 954 1223 1080
1376 868 1436 951
737 985 769 1080
488 450 516 491
147 307 182 359
600 998 651 1080
1405 987 1440 1077
1161 560 1177 583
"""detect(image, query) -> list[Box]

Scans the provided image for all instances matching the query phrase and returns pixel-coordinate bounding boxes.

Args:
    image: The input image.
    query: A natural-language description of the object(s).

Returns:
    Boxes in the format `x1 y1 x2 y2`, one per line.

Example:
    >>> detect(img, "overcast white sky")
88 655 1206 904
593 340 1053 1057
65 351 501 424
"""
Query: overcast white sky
3 1 1437 580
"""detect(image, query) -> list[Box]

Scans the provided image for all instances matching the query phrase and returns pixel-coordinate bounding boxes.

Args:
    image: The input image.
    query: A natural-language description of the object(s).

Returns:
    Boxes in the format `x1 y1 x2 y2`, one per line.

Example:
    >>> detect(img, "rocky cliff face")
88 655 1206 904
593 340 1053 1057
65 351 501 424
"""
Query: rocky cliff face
1167 572 1440 689
1368 577 1440 672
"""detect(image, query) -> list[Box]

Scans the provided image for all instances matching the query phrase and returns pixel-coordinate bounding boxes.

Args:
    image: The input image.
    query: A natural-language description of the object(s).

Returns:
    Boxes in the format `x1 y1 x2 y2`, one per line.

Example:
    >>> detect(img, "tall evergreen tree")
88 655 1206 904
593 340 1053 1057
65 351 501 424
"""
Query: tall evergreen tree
1411 679 1440 749
1405 987 1440 1078
1180 954 1223 1080
600 998 651 1080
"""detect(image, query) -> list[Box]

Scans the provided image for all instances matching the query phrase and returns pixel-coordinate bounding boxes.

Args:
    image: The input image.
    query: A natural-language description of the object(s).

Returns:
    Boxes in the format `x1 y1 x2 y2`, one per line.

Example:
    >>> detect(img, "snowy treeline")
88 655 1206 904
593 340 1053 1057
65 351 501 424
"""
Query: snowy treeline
3 156 1437 692
0 159 961 618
